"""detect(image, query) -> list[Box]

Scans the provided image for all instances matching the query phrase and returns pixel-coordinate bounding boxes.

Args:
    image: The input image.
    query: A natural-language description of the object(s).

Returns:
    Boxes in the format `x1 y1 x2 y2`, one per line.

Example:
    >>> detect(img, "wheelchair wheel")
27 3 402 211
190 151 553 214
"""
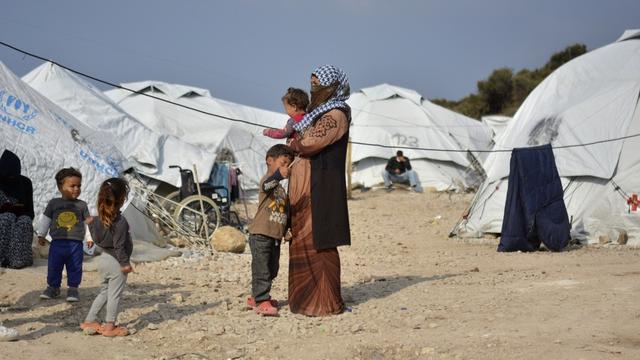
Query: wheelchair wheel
173 195 221 239
159 190 181 214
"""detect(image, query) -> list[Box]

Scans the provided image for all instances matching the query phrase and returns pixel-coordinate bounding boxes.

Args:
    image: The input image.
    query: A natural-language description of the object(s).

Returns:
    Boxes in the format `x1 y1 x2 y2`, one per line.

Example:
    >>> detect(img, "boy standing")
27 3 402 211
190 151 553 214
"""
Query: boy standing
37 168 93 301
247 144 295 316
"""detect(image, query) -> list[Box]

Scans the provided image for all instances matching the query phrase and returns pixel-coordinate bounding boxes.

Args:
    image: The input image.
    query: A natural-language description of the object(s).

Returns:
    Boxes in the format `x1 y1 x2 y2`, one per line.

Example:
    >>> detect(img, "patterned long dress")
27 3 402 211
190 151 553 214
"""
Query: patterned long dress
0 191 33 269
287 109 349 316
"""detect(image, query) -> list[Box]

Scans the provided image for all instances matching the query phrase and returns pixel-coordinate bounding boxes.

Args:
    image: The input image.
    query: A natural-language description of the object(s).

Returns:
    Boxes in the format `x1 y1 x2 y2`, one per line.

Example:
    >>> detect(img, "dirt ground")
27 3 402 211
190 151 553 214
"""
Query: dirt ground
1 188 640 360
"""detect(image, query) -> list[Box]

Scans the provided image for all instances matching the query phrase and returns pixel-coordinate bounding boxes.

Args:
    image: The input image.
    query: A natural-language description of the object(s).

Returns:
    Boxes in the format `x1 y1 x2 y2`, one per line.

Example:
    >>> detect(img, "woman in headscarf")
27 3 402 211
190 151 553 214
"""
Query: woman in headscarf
0 149 35 269
287 65 351 316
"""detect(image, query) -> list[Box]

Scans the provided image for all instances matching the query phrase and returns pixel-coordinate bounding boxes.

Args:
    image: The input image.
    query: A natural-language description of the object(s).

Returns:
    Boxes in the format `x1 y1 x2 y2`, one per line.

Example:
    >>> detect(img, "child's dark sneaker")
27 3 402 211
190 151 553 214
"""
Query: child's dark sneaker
39 286 60 299
66 287 79 302
254 300 279 316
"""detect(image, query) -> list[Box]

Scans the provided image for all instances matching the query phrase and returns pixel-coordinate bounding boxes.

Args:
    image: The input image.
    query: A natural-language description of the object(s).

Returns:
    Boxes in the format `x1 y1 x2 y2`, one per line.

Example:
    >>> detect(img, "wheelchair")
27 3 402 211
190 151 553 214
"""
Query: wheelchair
160 165 243 239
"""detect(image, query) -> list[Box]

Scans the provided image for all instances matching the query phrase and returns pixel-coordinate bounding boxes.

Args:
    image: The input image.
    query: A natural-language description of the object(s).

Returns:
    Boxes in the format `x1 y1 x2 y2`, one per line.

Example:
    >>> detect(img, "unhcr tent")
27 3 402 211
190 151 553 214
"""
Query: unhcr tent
0 61 163 243
105 81 286 190
22 62 215 186
453 29 640 246
348 84 492 191
0 61 125 214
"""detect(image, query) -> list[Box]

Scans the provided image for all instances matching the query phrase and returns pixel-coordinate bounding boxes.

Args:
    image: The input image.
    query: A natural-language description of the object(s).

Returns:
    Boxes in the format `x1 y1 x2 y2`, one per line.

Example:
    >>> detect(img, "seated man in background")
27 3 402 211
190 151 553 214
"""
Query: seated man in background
382 150 422 193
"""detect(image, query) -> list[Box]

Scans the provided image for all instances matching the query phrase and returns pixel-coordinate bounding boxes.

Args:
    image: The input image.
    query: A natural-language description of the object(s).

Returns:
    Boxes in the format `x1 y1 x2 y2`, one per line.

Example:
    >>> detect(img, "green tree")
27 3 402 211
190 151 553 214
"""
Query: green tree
429 43 588 119
477 68 513 114
454 94 488 119
511 69 538 105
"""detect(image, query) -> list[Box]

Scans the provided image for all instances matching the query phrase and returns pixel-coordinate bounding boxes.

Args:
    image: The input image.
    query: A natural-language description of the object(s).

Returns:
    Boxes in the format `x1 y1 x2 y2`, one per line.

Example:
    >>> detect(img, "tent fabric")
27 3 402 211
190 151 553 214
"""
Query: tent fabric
105 81 287 190
483 34 640 182
498 144 570 252
1 61 163 245
22 62 215 186
0 61 125 215
347 84 492 190
454 30 640 246
481 115 511 144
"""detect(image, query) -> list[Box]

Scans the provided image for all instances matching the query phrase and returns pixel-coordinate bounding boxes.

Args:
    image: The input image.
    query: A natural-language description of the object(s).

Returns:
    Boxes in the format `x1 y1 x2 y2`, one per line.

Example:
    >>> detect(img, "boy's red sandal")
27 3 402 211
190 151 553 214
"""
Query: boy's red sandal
254 300 279 317
246 297 278 309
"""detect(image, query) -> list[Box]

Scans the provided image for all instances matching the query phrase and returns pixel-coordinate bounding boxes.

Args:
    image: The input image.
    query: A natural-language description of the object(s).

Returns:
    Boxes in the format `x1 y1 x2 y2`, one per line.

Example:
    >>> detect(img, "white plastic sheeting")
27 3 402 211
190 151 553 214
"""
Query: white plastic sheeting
105 81 286 190
0 61 125 215
348 84 492 190
481 115 511 144
22 62 215 186
456 30 640 245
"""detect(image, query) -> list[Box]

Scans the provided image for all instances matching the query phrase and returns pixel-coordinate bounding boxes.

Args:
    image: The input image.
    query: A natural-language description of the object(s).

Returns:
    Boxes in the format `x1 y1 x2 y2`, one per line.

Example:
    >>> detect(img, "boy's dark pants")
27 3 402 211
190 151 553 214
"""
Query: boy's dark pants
249 234 280 302
47 239 83 288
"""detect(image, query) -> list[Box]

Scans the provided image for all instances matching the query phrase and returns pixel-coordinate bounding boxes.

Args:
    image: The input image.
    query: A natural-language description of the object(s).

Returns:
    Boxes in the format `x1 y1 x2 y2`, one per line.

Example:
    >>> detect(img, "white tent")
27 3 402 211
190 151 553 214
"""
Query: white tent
454 29 640 245
348 84 492 191
0 61 125 215
481 115 512 144
22 62 215 186
105 81 286 190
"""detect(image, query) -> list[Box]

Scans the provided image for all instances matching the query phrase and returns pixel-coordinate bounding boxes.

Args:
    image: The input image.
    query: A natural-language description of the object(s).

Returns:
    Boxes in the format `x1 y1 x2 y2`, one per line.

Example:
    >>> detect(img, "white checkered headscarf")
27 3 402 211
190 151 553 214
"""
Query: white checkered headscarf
293 65 350 132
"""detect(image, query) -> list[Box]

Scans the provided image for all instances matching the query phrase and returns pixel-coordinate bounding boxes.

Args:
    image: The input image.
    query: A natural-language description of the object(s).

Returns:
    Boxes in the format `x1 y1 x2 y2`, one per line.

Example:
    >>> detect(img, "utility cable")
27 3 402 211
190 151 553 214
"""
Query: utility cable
2 39 640 154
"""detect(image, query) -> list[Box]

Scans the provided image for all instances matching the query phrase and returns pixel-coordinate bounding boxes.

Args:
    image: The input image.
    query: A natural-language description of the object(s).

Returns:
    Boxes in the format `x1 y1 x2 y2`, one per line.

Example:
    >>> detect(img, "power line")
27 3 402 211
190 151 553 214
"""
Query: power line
0 40 270 129
1 39 638 154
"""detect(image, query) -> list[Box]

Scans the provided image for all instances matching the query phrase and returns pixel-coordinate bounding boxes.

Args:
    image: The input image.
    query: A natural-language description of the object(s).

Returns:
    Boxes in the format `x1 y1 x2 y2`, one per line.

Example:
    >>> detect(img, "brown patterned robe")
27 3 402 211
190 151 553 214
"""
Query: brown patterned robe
287 109 350 316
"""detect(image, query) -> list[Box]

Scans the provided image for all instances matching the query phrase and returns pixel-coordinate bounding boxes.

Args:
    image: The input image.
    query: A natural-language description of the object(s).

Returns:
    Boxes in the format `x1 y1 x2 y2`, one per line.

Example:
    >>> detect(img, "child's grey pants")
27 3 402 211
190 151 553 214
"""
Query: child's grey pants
85 253 128 323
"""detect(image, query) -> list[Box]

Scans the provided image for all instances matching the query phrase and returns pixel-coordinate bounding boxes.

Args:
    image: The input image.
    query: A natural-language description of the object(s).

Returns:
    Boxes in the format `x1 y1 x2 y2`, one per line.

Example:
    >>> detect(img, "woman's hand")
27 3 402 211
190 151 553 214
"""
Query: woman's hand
121 265 133 274
279 166 290 179
86 240 94 249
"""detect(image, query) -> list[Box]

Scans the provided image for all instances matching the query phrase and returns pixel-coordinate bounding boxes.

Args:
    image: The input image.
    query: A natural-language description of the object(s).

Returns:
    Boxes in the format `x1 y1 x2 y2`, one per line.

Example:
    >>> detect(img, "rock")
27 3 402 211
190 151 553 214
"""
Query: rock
598 234 611 245
617 230 628 245
350 324 364 334
421 347 435 355
211 226 246 253
168 237 188 248
0 325 19 341
211 325 225 335
83 327 97 336
171 293 184 304
226 349 244 359
147 323 159 330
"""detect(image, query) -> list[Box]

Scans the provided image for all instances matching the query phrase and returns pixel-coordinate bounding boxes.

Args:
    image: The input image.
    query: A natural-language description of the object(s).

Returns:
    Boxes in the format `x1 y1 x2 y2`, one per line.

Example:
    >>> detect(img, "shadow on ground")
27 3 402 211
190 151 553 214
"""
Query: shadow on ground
4 282 219 340
342 273 462 306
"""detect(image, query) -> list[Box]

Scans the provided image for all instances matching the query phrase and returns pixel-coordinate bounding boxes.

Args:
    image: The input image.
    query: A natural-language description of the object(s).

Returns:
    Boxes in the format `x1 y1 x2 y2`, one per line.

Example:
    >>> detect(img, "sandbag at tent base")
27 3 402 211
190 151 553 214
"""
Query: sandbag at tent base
498 144 570 252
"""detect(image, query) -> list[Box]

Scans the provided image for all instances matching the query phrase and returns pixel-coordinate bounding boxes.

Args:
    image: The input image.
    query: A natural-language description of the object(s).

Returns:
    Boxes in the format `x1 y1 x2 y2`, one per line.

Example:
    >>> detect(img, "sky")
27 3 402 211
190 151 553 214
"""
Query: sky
0 0 638 113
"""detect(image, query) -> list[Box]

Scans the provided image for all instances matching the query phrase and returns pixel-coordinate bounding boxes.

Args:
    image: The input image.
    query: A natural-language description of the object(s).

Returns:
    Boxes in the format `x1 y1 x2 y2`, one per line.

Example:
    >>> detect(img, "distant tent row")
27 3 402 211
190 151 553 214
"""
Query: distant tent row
22 63 215 186
20 63 494 195
104 81 285 190
348 84 492 191
453 29 640 246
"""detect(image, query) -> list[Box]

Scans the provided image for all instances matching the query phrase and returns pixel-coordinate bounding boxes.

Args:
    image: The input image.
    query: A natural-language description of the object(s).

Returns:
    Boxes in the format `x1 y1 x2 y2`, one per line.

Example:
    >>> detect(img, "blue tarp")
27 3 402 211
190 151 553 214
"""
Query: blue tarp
498 144 570 252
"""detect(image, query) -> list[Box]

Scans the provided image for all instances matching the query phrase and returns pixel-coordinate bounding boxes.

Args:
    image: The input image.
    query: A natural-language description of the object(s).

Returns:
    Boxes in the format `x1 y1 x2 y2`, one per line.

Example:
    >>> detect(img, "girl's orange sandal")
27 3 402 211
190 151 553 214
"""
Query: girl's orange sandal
101 325 129 337
79 321 102 334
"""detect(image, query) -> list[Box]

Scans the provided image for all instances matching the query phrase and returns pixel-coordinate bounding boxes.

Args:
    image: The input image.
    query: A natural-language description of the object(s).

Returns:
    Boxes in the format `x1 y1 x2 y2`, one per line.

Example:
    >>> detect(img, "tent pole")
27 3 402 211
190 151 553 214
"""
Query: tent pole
347 137 353 199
